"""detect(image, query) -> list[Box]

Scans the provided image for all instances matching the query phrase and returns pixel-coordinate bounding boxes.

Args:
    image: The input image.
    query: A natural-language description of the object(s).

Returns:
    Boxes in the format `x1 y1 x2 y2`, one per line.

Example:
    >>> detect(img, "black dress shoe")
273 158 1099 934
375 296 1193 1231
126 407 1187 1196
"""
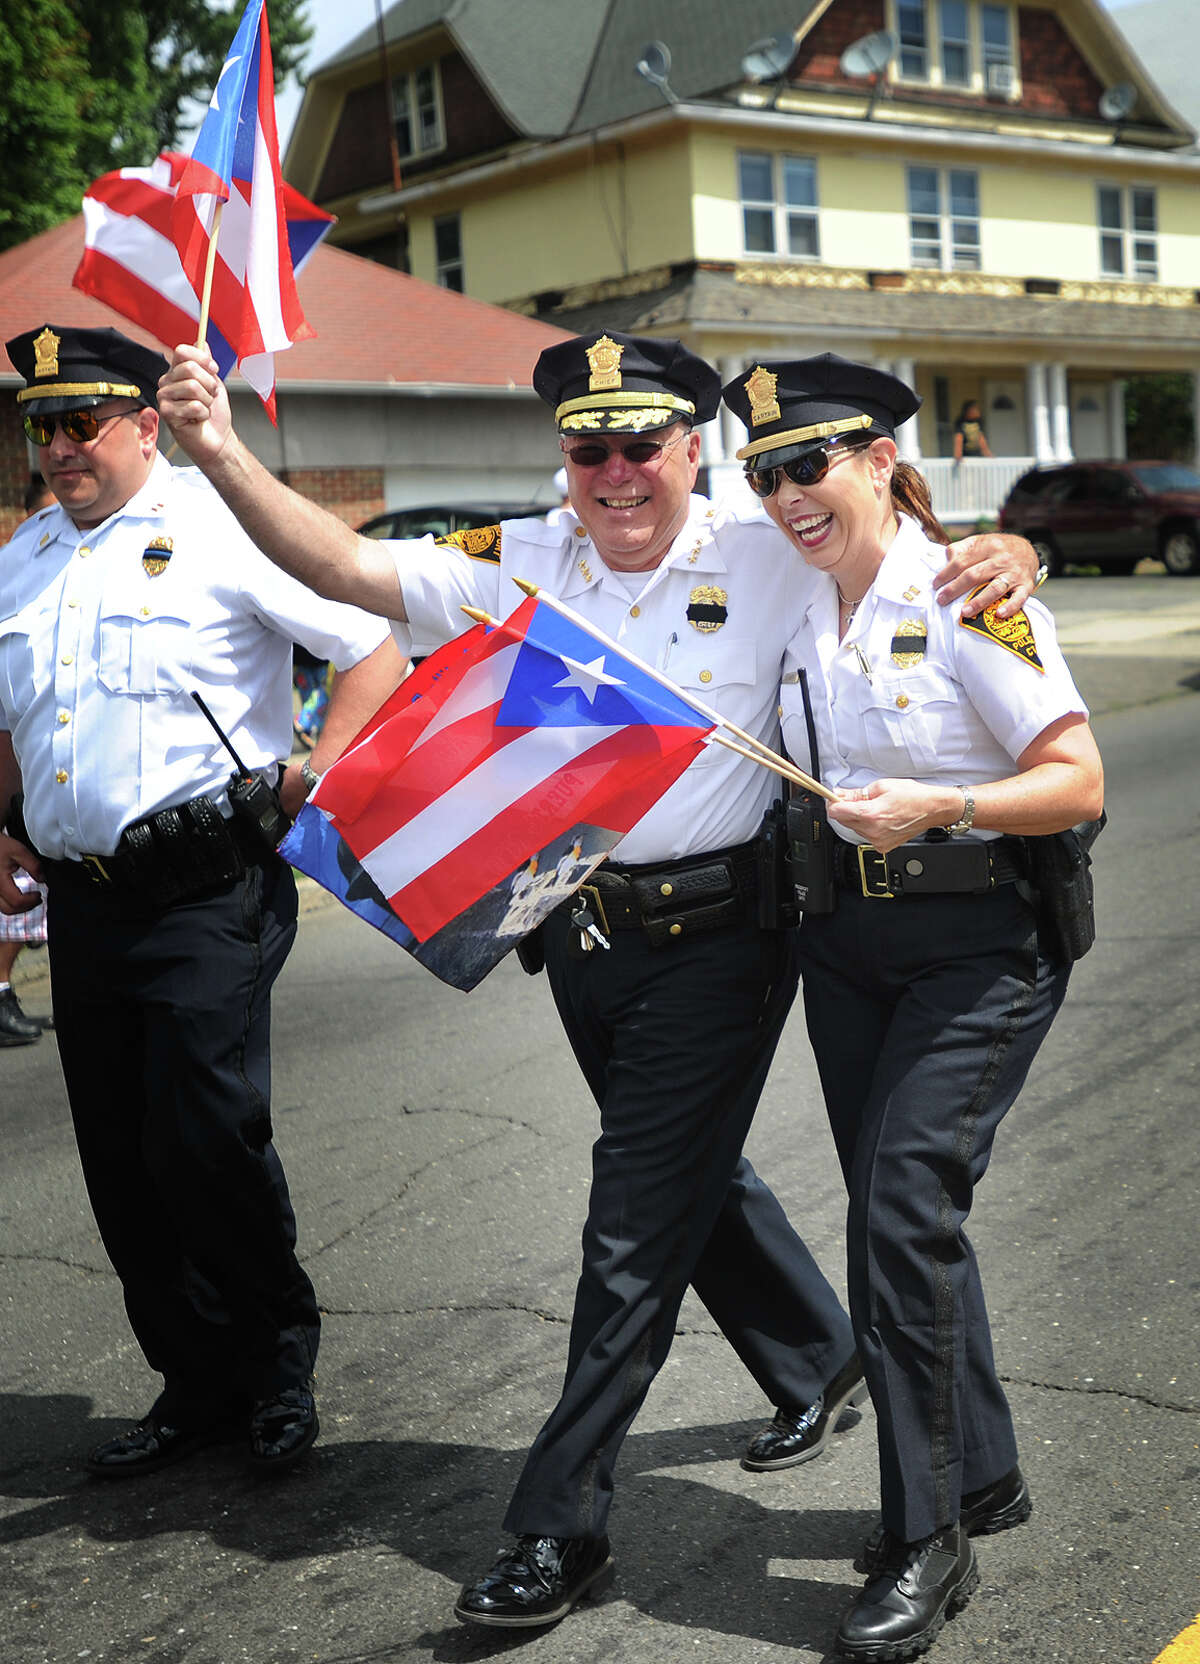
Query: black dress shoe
743 1351 868 1471
248 1383 319 1469
835 1523 978 1660
0 988 42 1046
455 1534 615 1628
855 1465 1030 1575
86 1409 239 1478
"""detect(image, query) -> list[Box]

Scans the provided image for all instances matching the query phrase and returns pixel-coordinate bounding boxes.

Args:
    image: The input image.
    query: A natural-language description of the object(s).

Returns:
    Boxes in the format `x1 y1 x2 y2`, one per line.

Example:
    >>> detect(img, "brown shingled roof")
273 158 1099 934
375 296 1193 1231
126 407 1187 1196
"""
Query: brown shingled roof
0 216 569 392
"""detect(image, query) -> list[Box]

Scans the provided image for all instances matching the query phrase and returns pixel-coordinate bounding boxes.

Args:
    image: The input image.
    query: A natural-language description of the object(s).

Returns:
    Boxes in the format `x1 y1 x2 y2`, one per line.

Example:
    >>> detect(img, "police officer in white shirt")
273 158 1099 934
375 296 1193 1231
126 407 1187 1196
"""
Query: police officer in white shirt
724 355 1104 1661
158 330 1041 1627
0 325 402 1479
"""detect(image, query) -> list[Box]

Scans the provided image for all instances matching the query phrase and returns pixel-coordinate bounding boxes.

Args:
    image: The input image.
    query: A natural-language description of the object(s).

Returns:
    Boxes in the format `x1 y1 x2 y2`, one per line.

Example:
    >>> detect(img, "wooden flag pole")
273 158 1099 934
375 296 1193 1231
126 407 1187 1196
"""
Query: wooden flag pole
195 200 225 349
504 580 835 801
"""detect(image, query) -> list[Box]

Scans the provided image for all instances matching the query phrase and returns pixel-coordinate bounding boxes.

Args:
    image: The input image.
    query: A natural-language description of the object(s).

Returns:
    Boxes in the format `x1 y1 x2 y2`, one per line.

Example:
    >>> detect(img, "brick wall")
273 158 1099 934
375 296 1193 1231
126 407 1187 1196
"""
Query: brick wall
0 422 33 544
791 0 887 86
1017 7 1106 119
282 465 385 531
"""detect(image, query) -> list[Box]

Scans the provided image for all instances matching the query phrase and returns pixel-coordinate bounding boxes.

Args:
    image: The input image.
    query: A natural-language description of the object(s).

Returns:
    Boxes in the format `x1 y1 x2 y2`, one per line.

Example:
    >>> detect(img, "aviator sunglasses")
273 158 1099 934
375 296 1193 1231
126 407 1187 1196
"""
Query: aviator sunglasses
22 407 135 447
744 439 870 499
561 429 689 469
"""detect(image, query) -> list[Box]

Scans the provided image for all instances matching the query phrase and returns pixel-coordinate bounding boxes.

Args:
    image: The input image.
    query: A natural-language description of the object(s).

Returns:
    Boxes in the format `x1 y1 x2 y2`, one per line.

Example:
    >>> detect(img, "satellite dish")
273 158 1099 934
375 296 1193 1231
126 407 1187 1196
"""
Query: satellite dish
1099 82 1137 122
840 29 898 78
742 30 795 83
635 41 678 103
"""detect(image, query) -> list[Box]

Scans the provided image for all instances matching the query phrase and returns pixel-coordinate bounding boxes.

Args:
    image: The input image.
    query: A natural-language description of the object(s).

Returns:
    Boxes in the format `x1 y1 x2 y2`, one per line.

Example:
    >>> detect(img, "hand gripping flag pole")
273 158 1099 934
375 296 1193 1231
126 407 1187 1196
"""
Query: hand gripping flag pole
503 580 834 801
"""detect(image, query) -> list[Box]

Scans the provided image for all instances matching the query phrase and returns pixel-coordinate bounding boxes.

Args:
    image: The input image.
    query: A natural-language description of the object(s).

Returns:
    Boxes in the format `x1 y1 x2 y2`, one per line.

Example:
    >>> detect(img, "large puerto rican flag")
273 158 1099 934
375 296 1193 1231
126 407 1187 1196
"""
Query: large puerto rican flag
168 0 316 419
74 152 332 403
279 597 717 991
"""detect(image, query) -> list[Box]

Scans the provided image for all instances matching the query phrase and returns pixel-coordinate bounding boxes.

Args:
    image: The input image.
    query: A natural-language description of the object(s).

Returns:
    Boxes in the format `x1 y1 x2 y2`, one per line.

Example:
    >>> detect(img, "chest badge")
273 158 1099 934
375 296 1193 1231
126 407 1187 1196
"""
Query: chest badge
960 589 1045 672
142 535 173 577
891 617 928 668
687 584 727 633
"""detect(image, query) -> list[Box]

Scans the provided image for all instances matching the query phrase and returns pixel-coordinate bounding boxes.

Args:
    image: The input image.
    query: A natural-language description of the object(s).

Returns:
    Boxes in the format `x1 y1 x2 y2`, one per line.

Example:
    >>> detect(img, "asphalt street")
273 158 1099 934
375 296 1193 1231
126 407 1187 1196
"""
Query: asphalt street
2 574 1198 1664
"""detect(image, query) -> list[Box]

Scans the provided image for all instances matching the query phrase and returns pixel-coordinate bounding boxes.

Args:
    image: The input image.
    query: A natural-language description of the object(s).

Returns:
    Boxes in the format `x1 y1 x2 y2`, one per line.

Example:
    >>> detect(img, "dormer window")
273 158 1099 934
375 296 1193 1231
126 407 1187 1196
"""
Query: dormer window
890 0 1018 97
392 63 444 163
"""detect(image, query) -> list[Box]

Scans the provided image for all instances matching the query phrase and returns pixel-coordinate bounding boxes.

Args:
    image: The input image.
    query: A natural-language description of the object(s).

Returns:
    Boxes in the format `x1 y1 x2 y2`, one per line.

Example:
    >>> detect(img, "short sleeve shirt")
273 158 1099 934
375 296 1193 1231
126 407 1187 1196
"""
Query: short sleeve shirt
387 495 820 864
0 453 389 859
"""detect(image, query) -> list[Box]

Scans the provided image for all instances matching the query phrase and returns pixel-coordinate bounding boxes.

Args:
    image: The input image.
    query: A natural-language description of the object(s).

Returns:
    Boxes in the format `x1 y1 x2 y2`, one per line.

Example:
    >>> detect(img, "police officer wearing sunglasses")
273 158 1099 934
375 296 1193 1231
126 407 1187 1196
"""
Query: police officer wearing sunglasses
0 324 402 1479
724 355 1104 1660
159 329 1041 1629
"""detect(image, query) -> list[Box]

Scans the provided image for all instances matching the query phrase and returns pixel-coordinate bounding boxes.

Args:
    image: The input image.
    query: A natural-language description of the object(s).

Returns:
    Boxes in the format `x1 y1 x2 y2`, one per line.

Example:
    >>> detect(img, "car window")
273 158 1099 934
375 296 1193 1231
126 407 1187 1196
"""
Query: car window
1129 463 1200 494
1087 472 1140 505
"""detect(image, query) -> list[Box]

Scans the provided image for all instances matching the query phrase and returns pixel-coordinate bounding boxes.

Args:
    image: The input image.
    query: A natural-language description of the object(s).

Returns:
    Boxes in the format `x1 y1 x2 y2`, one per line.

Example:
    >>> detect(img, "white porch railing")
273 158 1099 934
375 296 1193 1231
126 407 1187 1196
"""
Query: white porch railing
706 455 1036 527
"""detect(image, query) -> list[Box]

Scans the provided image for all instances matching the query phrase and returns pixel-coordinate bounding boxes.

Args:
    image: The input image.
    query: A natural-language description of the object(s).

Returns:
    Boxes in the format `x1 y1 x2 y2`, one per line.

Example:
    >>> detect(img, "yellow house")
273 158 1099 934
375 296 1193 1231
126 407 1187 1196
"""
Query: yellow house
284 0 1200 517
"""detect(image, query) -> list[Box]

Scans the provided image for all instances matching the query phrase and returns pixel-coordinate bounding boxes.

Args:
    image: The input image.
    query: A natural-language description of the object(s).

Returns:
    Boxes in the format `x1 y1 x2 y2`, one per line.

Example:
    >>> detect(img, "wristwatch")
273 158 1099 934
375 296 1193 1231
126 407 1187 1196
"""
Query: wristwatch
946 786 975 836
299 757 320 796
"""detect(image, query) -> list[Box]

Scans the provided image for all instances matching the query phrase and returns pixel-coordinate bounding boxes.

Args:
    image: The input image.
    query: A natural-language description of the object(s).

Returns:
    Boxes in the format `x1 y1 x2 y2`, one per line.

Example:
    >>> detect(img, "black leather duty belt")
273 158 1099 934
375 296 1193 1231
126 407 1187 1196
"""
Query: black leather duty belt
42 796 266 911
832 835 1027 900
569 838 760 947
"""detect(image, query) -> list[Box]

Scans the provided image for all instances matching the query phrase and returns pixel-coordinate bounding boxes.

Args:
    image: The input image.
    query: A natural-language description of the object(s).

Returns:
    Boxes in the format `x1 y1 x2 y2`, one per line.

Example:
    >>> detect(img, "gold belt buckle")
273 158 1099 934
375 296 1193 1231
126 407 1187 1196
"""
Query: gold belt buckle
857 846 894 900
79 853 112 885
577 883 610 935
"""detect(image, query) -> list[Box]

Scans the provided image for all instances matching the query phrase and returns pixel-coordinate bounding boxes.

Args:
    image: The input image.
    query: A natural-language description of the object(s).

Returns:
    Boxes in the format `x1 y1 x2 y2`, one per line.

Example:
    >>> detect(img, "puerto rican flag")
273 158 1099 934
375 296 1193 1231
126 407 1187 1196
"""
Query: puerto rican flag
74 152 332 408
279 597 716 991
168 0 316 420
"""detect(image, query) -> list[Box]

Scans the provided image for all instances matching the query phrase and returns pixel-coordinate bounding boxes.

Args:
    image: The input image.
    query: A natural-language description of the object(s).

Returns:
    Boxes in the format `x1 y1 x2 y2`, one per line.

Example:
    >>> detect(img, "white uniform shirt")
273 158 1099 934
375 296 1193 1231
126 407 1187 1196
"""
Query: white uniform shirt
781 515 1088 842
0 453 389 860
388 495 820 865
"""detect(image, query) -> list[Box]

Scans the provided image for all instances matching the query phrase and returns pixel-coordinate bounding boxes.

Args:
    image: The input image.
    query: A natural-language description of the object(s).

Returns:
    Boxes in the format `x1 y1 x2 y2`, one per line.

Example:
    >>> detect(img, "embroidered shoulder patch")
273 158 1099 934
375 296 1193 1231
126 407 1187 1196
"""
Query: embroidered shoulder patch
959 585 1044 672
435 524 502 563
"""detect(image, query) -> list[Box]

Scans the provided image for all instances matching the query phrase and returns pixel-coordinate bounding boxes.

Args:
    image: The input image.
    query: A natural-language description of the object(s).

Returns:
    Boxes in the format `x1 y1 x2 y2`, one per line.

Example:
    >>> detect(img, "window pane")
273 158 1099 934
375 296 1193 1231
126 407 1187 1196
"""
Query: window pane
949 171 978 215
1100 233 1124 275
907 168 940 216
942 42 969 82
1133 241 1158 279
898 0 928 76
1097 187 1123 230
940 0 969 82
743 206 776 253
392 77 412 157
1132 190 1157 232
434 215 460 263
981 4 1012 58
787 213 819 258
738 152 773 204
784 157 817 208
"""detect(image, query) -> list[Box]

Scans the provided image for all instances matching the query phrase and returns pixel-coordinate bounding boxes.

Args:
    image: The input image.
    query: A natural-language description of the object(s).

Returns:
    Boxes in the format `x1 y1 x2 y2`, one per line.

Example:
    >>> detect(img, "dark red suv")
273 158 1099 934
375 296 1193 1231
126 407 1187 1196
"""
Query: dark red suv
997 461 1200 577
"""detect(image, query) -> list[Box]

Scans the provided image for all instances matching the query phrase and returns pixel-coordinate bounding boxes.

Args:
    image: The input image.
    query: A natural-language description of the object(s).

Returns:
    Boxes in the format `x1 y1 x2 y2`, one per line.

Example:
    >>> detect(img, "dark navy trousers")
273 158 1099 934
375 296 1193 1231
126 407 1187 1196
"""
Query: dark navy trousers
503 907 854 1540
797 883 1070 1543
46 857 320 1418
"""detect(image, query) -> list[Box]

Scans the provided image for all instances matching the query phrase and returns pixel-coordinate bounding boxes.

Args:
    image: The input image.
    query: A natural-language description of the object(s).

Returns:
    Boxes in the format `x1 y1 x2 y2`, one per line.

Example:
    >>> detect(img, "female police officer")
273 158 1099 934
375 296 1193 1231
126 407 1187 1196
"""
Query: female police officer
723 355 1103 1661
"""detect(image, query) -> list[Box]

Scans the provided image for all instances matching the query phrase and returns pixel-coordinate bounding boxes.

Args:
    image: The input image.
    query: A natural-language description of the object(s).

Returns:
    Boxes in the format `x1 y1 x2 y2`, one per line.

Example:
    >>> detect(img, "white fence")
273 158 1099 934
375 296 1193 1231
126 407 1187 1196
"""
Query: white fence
707 455 1035 526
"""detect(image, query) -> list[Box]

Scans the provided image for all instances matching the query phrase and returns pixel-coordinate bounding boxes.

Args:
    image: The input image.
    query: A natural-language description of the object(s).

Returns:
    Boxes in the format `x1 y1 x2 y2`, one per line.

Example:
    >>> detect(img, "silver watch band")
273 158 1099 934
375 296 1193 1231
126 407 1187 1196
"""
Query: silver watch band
946 786 975 836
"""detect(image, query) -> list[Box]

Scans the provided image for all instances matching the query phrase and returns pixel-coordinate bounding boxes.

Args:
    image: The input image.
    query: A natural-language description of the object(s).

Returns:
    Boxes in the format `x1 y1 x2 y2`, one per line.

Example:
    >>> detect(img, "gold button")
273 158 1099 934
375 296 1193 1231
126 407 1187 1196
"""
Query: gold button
55 769 68 784
896 694 909 709
574 525 587 538
61 653 73 665
699 670 712 684
139 607 151 618
78 545 91 558
57 710 70 725
630 605 641 618
669 922 682 936
67 598 79 608
660 881 674 897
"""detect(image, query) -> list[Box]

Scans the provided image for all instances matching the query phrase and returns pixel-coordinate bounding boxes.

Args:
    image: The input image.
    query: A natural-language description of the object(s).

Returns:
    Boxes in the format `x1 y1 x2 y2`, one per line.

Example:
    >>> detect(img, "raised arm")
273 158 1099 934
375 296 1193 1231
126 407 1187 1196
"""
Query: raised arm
934 532 1041 621
158 346 407 620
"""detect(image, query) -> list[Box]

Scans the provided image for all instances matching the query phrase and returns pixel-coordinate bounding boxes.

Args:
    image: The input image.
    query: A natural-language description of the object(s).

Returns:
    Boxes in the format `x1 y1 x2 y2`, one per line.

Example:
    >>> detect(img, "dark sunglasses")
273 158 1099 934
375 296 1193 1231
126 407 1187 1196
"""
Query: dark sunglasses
22 407 134 447
745 440 869 499
561 429 688 469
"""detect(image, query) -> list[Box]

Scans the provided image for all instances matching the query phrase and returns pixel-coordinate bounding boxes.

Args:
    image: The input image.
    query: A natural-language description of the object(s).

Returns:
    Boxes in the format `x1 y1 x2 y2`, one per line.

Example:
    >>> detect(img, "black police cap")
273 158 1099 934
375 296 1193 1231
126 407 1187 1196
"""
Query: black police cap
722 353 921 469
6 324 168 417
533 330 720 434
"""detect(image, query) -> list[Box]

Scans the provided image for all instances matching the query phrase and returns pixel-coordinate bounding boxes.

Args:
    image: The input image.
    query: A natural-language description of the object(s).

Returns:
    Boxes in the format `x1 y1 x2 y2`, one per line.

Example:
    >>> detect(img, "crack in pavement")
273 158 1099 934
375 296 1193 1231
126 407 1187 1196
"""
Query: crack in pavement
0 1252 112 1278
999 1371 1198 1416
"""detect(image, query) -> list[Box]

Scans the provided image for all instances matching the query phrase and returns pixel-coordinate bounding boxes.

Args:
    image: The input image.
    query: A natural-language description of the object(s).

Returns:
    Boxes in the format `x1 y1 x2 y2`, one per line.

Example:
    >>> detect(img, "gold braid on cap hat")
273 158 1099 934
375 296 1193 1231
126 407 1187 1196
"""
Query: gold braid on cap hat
736 412 874 462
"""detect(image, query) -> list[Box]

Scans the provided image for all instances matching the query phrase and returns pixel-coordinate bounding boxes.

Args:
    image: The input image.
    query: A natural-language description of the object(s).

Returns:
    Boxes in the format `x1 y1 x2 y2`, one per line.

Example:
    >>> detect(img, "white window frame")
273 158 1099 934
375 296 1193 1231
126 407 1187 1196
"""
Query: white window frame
906 165 982 270
737 151 821 261
1097 184 1159 282
434 212 463 291
887 0 1020 98
391 62 445 165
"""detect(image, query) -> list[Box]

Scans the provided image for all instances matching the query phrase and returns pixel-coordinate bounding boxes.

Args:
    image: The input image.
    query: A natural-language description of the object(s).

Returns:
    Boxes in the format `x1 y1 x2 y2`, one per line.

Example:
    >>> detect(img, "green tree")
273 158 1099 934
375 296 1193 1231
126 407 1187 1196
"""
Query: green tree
0 0 312 252
1124 373 1195 460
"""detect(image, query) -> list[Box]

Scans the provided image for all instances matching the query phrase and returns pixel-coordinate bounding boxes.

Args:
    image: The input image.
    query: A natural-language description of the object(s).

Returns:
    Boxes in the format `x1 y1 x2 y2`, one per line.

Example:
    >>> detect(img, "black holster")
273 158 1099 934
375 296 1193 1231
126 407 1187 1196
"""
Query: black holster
1024 812 1106 962
757 799 799 928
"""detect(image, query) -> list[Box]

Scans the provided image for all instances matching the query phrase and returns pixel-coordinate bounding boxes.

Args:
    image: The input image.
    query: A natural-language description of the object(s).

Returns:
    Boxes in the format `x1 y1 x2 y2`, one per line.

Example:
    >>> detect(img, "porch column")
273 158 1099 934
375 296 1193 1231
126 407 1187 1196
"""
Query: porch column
713 355 743 466
892 356 922 461
1108 380 1127 459
1049 362 1072 460
1027 362 1053 461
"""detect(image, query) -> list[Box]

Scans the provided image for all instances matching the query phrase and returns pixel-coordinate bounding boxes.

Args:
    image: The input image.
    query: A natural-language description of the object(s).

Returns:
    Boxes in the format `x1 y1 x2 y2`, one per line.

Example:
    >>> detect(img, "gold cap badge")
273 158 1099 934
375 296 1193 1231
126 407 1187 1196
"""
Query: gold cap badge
745 366 781 427
33 328 61 379
586 335 624 392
